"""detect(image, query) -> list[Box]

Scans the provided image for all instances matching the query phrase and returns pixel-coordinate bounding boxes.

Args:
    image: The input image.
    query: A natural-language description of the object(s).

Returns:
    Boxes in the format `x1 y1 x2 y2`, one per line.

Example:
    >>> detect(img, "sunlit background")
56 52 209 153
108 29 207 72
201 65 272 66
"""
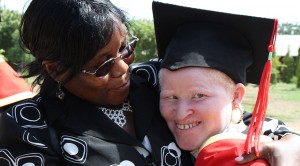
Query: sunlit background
1 0 300 23
1 0 300 131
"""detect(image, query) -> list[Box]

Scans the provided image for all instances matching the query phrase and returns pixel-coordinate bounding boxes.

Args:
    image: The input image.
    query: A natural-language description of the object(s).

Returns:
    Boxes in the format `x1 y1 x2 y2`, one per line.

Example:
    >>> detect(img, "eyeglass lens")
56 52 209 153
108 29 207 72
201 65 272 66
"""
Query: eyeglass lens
94 38 138 77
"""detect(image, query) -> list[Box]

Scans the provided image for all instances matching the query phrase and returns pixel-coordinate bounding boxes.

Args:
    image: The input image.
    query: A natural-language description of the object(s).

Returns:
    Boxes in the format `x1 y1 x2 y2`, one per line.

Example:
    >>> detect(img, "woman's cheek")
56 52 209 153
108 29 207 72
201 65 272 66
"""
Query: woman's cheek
160 100 173 118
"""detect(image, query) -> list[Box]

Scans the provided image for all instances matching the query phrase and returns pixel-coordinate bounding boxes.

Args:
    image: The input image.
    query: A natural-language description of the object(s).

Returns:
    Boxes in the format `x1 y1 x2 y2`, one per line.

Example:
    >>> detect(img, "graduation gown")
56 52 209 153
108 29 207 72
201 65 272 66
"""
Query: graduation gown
0 74 194 166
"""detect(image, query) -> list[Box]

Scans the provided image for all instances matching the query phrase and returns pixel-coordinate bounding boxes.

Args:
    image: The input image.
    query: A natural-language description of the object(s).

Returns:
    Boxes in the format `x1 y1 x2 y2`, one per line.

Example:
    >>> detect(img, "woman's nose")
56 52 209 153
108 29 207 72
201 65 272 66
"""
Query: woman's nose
123 52 135 65
109 58 129 78
175 100 194 120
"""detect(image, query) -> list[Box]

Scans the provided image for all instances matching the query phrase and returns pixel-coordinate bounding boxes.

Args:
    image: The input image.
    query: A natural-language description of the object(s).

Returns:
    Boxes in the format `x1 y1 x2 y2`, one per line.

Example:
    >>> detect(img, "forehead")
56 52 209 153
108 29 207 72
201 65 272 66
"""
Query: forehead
160 67 210 87
161 67 210 79
113 17 128 36
160 67 231 87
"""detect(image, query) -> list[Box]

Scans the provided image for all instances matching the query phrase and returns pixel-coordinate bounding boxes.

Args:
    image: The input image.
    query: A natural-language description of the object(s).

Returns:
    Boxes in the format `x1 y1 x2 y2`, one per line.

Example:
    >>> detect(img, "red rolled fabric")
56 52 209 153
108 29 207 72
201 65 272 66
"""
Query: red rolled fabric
0 58 33 107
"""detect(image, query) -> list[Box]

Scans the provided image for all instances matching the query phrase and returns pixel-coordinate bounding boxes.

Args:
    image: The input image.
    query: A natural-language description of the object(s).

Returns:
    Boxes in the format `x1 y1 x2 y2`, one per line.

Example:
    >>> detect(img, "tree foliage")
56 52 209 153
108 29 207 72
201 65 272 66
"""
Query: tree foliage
129 19 157 63
278 22 300 35
296 47 300 88
0 7 33 67
0 7 19 51
295 47 300 76
281 49 295 83
271 51 282 84
0 49 7 61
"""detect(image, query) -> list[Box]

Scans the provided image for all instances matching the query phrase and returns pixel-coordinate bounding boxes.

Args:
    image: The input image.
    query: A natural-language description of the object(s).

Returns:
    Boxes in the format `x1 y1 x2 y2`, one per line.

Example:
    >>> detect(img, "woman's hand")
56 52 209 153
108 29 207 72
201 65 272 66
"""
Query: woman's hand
235 134 300 166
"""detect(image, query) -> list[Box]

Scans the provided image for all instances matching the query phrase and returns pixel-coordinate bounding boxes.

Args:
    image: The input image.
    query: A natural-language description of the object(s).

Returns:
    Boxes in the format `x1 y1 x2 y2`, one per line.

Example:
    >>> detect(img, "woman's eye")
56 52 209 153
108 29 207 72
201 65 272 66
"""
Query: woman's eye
99 56 110 64
119 44 126 52
194 94 204 99
168 96 177 100
104 56 111 61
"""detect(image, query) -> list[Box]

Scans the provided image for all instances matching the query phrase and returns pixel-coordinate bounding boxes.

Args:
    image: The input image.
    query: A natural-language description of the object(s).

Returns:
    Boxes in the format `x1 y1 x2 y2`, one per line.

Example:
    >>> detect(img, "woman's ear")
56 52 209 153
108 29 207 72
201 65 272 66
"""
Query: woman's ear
233 83 246 105
42 60 69 82
42 60 58 74
42 60 65 81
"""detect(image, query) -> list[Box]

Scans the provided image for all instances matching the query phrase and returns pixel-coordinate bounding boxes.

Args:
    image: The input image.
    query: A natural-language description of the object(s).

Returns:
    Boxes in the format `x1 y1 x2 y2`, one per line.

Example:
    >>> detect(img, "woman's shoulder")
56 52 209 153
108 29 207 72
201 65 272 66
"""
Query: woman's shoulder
2 97 47 128
0 98 60 165
130 59 161 88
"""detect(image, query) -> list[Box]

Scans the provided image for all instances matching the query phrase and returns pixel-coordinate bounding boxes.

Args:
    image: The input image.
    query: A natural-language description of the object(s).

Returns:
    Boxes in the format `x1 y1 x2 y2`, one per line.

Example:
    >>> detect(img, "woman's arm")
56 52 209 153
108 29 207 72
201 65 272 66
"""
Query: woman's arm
236 134 300 166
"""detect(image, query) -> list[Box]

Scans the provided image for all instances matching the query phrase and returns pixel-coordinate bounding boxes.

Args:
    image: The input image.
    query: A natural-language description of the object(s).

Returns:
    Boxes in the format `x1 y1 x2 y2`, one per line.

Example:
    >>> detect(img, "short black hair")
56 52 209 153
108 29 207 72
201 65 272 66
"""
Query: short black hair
20 0 128 93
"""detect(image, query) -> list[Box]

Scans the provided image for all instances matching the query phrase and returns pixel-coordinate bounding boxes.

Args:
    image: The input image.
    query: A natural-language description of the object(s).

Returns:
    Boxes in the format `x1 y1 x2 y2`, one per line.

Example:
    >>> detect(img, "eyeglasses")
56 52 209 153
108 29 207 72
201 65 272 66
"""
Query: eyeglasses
81 34 139 77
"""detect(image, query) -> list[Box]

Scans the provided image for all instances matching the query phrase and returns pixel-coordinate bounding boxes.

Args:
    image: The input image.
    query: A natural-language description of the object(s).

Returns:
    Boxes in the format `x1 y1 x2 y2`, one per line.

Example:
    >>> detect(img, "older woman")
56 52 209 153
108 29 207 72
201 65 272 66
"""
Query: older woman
0 0 194 165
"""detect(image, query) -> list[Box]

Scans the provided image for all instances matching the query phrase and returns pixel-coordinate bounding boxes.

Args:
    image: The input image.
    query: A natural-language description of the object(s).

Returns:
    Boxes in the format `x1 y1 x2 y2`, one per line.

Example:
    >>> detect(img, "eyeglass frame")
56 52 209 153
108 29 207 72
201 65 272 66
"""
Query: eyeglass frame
81 33 139 77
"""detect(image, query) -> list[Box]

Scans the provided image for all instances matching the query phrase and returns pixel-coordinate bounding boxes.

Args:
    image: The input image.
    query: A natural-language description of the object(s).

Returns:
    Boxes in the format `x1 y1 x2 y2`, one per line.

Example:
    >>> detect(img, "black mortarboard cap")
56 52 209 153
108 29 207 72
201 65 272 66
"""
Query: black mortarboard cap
152 1 277 84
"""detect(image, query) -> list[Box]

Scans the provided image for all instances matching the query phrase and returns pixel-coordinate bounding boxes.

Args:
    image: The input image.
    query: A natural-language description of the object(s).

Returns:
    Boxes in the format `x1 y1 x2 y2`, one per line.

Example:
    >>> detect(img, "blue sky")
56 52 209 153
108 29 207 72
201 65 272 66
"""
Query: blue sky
1 0 300 23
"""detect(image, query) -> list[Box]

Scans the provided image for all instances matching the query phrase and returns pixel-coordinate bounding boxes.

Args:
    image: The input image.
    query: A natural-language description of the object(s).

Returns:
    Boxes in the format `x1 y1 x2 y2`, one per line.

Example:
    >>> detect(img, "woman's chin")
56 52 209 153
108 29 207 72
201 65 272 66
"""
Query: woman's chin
174 131 205 151
176 138 201 151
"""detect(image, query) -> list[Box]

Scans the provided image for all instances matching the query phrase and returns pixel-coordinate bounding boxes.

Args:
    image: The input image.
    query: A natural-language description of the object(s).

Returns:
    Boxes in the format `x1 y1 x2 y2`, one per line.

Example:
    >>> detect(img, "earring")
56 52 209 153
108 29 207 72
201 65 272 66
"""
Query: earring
231 104 243 124
56 82 65 100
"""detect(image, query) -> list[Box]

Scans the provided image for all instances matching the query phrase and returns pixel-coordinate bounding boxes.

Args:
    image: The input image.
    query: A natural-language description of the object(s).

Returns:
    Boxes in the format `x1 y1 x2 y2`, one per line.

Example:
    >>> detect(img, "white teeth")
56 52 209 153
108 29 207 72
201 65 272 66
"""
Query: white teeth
177 123 199 130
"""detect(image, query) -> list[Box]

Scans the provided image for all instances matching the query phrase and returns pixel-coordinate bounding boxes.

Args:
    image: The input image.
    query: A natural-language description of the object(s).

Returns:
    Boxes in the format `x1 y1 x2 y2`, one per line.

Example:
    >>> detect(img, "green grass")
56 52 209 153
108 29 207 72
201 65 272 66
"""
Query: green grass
243 83 300 132
269 83 300 101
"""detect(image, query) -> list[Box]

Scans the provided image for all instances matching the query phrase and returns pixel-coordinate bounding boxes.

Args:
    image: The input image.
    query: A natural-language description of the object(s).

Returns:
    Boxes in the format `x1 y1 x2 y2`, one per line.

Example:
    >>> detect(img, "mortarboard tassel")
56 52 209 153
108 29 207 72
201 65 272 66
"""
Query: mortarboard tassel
244 18 278 156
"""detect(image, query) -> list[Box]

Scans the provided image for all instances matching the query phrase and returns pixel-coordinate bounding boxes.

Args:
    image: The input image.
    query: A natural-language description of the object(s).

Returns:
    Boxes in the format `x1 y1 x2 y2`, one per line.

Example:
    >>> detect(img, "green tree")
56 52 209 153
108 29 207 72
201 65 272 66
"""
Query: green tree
281 48 295 83
129 19 157 63
0 7 32 67
0 49 7 61
278 22 300 35
295 47 300 76
0 7 20 53
297 47 300 88
271 51 281 84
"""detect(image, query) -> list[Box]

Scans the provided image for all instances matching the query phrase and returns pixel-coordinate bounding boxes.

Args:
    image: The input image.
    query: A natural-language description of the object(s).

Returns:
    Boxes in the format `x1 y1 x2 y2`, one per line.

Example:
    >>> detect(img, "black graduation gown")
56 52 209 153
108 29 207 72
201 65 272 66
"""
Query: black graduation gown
0 74 194 166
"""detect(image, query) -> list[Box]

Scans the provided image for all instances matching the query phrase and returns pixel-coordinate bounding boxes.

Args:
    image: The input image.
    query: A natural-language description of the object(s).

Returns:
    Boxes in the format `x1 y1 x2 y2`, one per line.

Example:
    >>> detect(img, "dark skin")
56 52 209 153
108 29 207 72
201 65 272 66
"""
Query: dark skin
43 23 130 106
42 22 136 137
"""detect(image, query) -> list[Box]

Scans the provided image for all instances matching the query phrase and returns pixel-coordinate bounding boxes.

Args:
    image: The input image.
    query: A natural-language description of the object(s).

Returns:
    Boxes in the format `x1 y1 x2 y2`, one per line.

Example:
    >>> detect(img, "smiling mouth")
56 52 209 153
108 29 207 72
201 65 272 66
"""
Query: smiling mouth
176 122 201 130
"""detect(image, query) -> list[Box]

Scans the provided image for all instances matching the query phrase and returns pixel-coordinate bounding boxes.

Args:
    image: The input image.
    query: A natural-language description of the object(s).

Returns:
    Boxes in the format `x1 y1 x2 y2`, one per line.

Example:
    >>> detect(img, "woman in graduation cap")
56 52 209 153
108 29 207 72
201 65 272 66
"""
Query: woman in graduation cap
153 1 300 165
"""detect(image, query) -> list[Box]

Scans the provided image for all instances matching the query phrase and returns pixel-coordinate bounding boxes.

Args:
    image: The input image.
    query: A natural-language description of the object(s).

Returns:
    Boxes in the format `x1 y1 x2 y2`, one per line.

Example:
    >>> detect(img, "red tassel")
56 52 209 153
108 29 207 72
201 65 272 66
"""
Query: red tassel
244 60 272 156
244 19 278 156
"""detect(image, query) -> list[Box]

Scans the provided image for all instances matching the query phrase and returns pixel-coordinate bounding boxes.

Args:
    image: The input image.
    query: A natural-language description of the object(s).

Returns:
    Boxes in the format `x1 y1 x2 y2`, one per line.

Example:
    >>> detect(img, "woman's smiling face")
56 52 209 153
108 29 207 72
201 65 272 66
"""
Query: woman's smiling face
159 67 236 151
